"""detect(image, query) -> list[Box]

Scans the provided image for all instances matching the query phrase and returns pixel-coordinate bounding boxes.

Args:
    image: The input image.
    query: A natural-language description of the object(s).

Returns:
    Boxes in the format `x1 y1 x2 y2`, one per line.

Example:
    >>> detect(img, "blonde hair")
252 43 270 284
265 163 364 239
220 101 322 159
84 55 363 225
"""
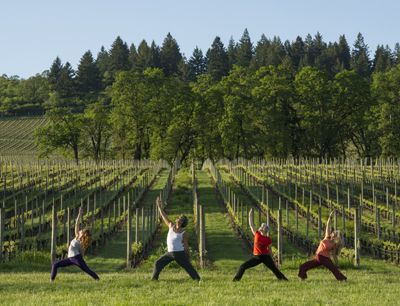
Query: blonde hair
258 223 269 233
79 229 92 255
330 230 344 265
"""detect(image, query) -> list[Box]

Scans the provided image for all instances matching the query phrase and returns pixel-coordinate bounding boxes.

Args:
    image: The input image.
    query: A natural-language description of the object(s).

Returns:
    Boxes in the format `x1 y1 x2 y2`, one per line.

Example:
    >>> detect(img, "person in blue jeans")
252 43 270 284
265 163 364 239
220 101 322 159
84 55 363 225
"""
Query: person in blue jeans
50 207 99 281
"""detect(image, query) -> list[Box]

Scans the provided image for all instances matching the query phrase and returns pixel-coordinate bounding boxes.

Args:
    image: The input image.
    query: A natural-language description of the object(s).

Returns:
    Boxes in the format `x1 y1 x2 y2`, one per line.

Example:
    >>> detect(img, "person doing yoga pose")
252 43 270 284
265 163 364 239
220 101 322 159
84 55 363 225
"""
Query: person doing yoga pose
233 208 288 281
50 207 99 281
151 196 200 281
298 211 346 281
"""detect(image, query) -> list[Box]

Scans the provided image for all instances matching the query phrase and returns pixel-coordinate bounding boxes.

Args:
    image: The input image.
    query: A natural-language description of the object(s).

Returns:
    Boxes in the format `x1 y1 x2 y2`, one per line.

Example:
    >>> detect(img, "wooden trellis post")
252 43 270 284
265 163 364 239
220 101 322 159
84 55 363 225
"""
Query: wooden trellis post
354 207 360 267
277 208 282 266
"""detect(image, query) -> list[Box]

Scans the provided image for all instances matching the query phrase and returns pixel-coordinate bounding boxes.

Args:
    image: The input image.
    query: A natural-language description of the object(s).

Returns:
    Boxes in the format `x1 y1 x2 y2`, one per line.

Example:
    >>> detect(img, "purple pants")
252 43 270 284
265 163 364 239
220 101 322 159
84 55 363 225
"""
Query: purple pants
51 254 99 280
298 254 347 281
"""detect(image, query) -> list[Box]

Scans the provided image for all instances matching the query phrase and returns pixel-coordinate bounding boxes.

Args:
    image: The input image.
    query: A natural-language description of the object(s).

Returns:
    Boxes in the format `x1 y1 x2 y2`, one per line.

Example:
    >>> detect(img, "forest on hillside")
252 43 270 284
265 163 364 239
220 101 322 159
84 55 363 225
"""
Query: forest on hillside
1 30 400 162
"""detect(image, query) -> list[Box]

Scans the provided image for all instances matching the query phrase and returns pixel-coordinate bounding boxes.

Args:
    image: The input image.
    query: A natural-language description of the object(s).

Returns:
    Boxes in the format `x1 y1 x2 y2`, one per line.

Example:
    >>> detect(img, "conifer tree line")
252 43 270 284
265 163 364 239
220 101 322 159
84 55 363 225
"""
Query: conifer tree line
1 30 400 162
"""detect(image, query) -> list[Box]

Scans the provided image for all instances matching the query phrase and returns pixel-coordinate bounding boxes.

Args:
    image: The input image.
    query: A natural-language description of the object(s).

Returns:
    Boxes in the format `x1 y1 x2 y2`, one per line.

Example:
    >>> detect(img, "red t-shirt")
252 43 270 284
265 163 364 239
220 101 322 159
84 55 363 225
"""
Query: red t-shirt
253 231 272 255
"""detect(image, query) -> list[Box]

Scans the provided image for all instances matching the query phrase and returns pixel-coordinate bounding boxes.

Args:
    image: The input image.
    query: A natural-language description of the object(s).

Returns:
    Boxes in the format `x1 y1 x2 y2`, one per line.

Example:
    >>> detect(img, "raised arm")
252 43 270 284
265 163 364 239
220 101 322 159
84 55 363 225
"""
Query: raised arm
249 208 256 236
156 197 172 227
74 207 83 238
324 211 334 239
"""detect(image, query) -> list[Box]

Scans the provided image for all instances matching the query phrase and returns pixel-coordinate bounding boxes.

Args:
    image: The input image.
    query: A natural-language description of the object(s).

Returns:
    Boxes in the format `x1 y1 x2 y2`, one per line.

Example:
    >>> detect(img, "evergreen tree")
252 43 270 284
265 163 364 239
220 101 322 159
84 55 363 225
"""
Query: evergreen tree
159 33 183 76
188 47 207 81
372 45 394 72
394 43 400 65
236 29 253 67
336 35 351 70
251 34 271 69
351 33 371 78
96 46 110 87
76 50 101 98
135 40 152 71
206 36 229 81
286 36 305 70
129 43 138 69
48 57 63 91
150 41 161 68
108 36 130 74
57 62 76 99
268 36 286 66
227 37 238 69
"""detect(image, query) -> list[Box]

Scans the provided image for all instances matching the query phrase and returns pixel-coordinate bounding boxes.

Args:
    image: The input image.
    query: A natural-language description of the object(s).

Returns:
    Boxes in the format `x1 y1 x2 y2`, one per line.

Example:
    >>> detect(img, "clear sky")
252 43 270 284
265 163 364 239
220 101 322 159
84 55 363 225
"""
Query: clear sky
1 0 399 79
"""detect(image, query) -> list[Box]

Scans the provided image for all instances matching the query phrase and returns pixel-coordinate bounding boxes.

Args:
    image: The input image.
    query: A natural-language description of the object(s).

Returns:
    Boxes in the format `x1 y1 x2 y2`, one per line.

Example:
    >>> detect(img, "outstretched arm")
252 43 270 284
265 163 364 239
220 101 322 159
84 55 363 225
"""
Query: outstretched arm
249 208 256 236
74 207 83 238
156 197 172 227
324 211 334 239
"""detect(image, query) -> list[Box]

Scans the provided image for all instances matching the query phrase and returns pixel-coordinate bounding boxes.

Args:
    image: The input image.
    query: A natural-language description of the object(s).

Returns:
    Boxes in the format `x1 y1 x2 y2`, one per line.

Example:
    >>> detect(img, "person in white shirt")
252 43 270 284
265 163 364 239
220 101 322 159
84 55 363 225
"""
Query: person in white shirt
50 207 99 281
151 197 200 281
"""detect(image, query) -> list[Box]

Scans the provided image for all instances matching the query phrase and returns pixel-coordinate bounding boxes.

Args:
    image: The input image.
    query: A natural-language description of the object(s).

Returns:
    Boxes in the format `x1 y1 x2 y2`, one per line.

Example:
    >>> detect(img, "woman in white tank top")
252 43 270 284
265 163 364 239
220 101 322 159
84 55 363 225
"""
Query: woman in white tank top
151 197 201 281
50 207 99 281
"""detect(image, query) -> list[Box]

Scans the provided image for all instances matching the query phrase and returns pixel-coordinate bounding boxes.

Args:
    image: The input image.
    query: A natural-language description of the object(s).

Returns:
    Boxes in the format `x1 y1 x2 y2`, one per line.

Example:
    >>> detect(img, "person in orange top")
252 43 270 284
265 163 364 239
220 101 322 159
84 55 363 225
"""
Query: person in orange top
233 208 288 281
298 211 347 281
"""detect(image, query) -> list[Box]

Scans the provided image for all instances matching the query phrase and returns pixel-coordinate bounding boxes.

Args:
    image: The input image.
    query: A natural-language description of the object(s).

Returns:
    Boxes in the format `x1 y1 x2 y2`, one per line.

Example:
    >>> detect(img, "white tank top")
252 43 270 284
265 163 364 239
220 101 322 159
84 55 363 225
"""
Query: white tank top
167 225 185 252
68 238 81 257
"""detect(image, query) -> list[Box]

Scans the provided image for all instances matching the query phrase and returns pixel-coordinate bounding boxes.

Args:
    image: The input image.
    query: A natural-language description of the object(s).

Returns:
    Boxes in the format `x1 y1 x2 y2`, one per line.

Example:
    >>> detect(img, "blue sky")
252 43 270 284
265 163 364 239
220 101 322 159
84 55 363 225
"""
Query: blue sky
1 0 399 78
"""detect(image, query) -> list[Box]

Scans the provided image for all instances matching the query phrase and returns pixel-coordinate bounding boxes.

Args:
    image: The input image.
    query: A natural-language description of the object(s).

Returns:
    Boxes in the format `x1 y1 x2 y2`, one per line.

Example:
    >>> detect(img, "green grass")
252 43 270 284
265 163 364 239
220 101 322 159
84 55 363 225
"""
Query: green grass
2 168 400 305
1 259 400 305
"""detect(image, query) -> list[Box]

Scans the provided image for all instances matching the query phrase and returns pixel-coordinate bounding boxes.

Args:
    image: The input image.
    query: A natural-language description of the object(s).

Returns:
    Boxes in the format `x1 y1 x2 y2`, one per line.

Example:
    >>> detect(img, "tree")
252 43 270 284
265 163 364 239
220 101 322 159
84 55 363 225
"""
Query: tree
372 65 400 157
227 37 238 69
191 74 224 161
206 36 229 81
218 66 259 159
159 33 182 76
332 70 374 157
286 36 305 71
48 57 63 91
188 47 207 81
96 46 110 87
108 36 130 75
128 43 138 69
135 40 153 71
394 43 400 65
57 62 76 99
294 67 338 158
110 70 149 159
76 51 101 98
336 35 351 70
236 29 253 67
81 102 111 161
351 33 371 78
251 34 270 69
252 65 298 157
35 108 83 163
372 45 394 72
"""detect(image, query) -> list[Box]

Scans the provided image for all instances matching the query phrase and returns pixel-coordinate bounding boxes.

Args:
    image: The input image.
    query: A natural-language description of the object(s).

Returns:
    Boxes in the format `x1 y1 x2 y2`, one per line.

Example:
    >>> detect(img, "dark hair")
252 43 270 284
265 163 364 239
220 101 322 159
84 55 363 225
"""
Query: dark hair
179 215 188 228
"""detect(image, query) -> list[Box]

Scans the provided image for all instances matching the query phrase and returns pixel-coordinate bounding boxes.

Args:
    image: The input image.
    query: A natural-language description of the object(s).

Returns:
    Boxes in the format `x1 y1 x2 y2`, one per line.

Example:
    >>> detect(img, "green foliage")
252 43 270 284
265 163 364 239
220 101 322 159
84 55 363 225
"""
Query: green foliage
35 108 83 162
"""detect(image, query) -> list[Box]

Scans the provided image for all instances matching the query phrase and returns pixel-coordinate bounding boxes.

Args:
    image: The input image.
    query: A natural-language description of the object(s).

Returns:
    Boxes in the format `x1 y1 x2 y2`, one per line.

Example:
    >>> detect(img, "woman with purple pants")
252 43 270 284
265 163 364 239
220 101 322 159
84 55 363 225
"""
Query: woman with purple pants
50 208 99 281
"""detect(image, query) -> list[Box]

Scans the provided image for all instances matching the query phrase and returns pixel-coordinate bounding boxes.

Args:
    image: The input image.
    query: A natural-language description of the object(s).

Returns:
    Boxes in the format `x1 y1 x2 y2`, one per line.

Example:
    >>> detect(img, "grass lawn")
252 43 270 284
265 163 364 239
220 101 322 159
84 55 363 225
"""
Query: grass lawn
1 169 400 305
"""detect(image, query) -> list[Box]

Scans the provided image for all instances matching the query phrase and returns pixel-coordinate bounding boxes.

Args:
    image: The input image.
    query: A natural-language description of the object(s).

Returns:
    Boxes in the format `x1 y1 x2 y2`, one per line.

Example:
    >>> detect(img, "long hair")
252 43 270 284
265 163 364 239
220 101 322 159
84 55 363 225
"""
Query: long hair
330 230 344 265
79 229 92 255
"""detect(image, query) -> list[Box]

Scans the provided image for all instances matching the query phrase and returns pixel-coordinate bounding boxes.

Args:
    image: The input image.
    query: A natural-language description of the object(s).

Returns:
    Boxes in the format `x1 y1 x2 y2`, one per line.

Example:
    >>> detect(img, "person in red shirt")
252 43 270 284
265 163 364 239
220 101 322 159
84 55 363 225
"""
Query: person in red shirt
298 211 347 281
233 208 288 281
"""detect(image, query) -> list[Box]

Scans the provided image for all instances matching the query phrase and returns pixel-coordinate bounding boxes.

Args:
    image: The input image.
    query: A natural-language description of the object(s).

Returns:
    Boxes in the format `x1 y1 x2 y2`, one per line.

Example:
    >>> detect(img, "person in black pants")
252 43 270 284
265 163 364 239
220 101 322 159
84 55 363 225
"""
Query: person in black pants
152 197 200 281
233 208 287 281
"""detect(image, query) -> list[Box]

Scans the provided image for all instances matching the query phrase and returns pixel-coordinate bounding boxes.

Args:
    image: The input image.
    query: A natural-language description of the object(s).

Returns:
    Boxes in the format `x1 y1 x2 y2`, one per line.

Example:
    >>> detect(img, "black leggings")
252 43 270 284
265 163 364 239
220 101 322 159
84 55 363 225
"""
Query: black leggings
152 251 201 280
234 254 287 281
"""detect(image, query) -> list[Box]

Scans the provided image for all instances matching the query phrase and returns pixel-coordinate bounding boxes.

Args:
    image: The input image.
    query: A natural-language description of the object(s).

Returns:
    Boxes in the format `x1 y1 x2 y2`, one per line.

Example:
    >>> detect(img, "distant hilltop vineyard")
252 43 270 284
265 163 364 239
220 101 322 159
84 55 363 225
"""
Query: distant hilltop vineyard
0 117 47 156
